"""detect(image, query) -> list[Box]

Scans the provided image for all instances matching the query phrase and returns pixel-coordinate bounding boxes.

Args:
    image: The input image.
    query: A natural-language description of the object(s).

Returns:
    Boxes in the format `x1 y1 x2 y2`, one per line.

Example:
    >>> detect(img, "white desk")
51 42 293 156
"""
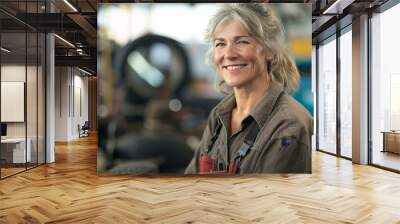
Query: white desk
382 131 400 154
1 138 32 163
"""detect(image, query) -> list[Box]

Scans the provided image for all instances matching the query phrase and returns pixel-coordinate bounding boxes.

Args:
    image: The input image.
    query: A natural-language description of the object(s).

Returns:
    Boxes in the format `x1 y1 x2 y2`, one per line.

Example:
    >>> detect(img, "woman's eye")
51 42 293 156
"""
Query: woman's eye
215 43 224 47
238 40 249 44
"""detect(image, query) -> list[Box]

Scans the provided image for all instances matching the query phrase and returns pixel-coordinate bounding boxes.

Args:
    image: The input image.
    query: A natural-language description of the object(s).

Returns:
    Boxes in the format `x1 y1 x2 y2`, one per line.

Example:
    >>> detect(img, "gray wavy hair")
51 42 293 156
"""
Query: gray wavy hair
205 3 299 94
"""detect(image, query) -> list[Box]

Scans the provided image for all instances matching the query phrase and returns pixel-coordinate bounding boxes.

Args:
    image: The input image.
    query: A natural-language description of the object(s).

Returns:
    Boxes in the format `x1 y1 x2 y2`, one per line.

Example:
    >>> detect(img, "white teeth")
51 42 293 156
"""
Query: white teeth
225 65 245 71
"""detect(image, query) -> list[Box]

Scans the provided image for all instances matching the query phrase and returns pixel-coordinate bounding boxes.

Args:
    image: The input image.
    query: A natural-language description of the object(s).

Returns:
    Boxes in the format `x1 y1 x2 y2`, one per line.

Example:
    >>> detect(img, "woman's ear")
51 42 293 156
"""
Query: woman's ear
264 50 273 61
264 50 272 73
267 60 272 74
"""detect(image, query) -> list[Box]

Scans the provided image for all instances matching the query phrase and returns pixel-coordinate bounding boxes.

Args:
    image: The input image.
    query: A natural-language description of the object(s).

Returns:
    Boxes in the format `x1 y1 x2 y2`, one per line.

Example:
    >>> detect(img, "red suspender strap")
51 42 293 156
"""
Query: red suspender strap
199 155 214 174
228 159 240 174
199 118 222 174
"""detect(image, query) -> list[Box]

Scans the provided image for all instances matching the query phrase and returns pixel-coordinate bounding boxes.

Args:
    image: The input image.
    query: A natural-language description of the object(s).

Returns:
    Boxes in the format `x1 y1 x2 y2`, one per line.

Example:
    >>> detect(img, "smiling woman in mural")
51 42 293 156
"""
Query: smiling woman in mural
185 3 313 174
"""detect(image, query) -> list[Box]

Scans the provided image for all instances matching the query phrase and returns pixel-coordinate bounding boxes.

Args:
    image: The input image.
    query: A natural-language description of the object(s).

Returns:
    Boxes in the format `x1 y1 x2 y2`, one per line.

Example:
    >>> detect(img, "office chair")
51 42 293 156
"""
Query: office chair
79 121 90 138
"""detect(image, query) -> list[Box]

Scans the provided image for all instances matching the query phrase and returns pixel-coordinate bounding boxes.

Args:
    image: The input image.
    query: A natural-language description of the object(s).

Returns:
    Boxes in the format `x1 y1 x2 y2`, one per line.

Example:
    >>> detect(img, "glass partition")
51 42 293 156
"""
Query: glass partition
317 36 337 155
0 1 46 179
339 28 352 158
371 3 400 171
1 30 28 177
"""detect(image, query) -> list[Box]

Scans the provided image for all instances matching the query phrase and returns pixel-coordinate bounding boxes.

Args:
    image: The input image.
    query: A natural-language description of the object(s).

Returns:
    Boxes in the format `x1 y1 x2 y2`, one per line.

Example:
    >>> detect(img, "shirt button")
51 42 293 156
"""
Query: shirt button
282 138 291 146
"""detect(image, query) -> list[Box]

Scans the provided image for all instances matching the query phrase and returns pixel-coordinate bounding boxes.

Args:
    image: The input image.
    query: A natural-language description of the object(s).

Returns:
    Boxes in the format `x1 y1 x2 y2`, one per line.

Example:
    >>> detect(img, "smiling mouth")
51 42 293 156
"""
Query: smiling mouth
223 64 247 71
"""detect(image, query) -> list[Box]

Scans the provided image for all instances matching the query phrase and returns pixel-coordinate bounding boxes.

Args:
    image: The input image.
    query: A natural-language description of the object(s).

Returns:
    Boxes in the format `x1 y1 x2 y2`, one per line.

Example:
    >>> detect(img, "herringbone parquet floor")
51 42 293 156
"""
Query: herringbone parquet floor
1 135 400 223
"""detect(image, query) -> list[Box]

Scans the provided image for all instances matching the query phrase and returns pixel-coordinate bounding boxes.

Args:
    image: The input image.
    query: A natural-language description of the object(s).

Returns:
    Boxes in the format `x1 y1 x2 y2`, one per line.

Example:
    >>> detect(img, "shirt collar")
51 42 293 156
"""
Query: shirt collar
216 94 235 117
215 81 285 128
250 81 284 128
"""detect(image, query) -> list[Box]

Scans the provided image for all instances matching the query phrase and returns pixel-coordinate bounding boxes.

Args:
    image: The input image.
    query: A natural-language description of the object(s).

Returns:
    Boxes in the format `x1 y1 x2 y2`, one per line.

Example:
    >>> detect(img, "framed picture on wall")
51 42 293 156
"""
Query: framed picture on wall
1 81 25 122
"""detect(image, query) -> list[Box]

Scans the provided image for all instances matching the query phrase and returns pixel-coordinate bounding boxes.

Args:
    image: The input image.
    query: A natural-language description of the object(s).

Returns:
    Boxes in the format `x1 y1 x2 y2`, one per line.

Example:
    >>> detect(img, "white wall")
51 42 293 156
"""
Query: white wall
55 67 89 141
1 82 25 122
1 66 26 134
1 65 26 81
55 67 69 141
1 65 31 138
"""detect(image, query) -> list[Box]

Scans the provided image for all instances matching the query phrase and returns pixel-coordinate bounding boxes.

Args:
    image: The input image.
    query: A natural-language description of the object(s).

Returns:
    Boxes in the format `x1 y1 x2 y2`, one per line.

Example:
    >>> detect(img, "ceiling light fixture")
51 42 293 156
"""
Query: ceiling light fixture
1 47 11 53
322 0 342 14
78 67 93 76
54 34 75 48
322 0 354 15
63 0 78 12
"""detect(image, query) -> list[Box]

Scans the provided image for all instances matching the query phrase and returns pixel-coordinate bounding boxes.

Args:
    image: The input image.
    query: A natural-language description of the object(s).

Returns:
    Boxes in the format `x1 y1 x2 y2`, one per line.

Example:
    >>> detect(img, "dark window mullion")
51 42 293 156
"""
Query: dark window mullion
36 0 39 167
44 0 48 164
316 45 319 151
336 29 341 157
25 0 28 171
367 11 373 165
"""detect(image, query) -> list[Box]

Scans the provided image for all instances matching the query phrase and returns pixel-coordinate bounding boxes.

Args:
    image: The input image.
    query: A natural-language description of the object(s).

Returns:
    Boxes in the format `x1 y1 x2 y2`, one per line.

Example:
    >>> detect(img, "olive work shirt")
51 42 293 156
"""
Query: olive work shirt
184 82 313 174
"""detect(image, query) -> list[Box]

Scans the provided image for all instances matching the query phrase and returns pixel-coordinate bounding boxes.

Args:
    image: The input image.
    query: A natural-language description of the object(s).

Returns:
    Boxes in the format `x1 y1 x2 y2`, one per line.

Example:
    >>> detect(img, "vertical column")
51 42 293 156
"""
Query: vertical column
46 2 55 163
352 14 369 164
54 67 72 141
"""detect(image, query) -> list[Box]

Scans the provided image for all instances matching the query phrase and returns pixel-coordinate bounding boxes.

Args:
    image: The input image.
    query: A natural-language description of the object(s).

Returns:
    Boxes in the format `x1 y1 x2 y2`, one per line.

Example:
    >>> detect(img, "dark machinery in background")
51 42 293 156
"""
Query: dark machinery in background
114 34 191 122
99 34 218 174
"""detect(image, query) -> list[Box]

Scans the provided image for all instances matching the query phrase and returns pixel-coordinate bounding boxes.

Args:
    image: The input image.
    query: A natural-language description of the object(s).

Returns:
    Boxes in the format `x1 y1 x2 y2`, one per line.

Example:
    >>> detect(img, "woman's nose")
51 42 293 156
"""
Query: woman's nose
224 44 238 60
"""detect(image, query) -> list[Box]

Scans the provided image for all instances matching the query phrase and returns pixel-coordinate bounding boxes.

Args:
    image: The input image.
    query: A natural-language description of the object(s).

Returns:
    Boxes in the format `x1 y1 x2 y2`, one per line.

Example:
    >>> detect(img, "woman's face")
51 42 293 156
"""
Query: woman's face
213 19 269 88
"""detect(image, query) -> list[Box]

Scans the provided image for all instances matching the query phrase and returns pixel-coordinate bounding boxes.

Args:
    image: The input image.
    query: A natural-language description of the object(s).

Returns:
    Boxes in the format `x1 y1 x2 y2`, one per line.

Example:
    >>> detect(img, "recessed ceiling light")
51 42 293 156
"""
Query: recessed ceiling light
78 67 93 76
63 0 78 12
54 34 75 48
1 47 11 53
322 0 354 15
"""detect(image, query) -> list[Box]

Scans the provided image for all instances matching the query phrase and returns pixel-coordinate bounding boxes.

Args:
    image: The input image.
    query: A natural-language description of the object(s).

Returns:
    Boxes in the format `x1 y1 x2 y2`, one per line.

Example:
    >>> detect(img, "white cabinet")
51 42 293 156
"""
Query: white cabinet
1 138 32 163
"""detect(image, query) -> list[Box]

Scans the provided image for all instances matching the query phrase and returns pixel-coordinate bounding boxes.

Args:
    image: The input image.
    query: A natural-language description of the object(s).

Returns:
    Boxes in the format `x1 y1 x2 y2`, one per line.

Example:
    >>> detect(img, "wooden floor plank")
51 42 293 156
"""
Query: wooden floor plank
0 135 400 223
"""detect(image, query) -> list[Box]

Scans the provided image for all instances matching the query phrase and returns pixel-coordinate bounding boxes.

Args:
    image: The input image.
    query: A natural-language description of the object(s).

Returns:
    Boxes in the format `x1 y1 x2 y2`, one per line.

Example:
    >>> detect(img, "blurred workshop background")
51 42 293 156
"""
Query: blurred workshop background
96 3 312 175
